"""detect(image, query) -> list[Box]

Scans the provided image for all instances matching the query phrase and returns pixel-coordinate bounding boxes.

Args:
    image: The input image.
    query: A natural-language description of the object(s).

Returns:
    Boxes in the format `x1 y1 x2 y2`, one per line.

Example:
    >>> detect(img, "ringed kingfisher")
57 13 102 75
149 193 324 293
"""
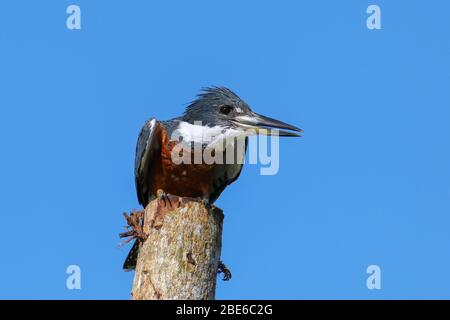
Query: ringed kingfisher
123 87 302 270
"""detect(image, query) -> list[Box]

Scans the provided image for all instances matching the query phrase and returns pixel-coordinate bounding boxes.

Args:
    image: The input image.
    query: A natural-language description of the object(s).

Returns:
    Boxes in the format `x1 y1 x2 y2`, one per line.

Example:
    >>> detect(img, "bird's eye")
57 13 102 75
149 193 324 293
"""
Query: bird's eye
219 105 233 115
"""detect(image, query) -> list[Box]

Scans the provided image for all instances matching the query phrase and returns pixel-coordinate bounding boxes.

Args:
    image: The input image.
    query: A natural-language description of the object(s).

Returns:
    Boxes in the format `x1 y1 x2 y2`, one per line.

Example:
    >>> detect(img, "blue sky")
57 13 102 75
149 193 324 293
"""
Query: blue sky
0 0 449 299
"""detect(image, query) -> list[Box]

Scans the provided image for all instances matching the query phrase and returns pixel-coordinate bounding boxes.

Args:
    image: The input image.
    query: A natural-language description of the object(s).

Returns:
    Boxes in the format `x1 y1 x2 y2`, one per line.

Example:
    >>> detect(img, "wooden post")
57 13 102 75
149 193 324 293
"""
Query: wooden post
130 197 224 300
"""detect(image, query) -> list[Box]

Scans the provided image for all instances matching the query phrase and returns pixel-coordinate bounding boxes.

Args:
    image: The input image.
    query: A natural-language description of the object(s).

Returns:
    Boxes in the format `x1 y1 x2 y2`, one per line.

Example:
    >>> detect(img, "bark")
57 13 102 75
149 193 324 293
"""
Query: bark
131 197 224 300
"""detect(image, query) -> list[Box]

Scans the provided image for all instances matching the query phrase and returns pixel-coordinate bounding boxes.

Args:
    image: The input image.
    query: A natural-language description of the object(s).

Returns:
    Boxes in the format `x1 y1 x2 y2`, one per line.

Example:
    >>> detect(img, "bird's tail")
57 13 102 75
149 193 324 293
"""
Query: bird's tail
123 240 139 271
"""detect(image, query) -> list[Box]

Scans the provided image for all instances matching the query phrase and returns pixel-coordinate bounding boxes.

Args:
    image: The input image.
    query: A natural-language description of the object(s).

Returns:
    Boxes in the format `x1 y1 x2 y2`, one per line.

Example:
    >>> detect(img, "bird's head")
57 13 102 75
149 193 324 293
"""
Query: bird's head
181 87 303 137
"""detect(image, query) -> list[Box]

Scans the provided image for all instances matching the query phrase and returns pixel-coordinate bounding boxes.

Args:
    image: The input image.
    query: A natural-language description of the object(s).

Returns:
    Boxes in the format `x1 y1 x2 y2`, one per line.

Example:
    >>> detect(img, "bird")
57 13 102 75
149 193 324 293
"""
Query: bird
123 87 302 270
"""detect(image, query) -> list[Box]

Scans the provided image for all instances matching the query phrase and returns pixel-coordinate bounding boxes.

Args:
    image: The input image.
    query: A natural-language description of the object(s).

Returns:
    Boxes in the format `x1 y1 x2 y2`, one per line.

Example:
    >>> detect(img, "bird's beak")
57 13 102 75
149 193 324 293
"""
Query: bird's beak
232 112 303 137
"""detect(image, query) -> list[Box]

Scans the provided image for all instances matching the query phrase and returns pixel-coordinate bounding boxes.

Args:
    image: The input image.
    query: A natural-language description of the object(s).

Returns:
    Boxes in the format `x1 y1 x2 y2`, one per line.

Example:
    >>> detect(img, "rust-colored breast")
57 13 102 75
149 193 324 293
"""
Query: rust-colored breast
148 125 215 199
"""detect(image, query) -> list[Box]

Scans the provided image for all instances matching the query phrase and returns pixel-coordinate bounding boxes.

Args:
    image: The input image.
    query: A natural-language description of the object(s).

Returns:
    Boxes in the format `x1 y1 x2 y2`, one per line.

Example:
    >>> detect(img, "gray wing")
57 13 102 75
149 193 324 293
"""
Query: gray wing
135 118 160 207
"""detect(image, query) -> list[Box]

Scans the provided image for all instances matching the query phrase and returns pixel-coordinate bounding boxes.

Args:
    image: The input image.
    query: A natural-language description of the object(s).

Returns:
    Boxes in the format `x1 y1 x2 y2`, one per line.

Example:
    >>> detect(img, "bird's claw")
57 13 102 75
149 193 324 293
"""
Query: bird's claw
197 197 213 210
157 189 173 208
217 260 232 281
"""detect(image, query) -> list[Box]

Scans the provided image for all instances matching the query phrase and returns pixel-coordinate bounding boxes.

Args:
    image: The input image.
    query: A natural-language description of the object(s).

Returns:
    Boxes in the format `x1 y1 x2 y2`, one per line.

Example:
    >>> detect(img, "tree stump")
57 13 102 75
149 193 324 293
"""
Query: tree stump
131 197 224 300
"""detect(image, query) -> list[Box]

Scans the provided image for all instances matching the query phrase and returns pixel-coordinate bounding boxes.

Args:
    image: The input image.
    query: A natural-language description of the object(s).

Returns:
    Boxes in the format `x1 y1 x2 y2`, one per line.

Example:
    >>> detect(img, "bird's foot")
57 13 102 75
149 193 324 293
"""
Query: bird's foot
156 189 173 208
153 191 188 228
119 209 147 245
196 197 214 210
217 260 232 281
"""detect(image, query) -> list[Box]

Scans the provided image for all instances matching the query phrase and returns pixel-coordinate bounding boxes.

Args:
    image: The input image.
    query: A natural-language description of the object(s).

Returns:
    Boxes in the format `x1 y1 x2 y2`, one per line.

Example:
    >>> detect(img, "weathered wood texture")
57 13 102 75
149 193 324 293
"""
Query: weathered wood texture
131 197 224 300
